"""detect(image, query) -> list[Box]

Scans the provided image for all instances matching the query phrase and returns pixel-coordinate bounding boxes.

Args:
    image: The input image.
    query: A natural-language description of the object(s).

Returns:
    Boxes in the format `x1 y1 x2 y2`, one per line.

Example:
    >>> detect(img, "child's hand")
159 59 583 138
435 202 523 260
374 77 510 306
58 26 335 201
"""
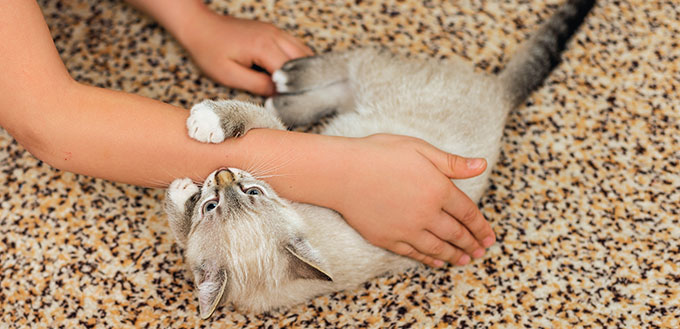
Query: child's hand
179 11 313 95
334 134 496 267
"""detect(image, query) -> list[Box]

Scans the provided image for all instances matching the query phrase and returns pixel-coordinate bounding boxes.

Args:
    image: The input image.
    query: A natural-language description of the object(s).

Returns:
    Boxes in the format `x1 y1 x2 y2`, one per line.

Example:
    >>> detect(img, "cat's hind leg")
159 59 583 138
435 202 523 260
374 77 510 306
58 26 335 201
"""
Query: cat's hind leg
187 99 285 143
267 54 355 126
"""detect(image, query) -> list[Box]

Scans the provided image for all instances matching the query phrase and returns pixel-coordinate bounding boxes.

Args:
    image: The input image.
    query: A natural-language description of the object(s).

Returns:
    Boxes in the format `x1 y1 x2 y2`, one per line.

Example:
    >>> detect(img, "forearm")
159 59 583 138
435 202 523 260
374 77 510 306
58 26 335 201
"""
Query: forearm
17 81 222 187
0 0 343 199
9 78 347 194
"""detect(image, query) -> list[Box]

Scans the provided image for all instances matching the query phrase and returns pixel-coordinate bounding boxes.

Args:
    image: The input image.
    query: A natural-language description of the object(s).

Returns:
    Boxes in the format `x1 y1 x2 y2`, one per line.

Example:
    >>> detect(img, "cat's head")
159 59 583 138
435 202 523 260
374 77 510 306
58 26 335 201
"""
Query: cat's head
165 168 332 318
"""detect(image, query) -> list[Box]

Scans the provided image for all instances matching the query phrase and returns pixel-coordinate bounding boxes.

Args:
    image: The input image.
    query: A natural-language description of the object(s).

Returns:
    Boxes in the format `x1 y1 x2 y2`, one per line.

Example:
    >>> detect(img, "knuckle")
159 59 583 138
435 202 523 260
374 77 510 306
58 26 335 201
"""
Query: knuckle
402 247 417 258
427 240 447 256
395 244 418 259
451 227 468 241
423 256 440 267
460 205 479 225
252 35 273 51
406 136 425 148
423 183 449 205
447 153 461 171
434 181 451 198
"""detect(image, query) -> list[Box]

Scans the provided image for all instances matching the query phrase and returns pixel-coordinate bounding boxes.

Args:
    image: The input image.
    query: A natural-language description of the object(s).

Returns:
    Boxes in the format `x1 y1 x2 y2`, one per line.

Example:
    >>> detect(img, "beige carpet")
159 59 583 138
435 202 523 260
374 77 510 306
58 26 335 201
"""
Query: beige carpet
1 0 678 327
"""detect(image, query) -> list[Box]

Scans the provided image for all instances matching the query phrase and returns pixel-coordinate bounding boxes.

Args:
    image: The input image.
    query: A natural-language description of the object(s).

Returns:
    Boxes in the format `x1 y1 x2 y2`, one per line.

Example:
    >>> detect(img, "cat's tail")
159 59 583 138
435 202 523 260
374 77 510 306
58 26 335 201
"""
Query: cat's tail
500 0 596 108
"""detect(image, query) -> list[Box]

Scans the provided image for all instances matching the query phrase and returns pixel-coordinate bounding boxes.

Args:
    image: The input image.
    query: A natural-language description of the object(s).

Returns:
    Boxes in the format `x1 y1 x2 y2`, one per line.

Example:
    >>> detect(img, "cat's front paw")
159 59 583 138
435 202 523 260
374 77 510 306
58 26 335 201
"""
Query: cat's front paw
167 178 200 211
271 56 327 93
187 101 226 143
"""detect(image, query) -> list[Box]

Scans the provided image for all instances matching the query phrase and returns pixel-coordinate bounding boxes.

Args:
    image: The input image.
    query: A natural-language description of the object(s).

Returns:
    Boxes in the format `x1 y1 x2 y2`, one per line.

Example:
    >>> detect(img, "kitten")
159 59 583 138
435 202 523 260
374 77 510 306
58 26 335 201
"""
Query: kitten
164 0 596 318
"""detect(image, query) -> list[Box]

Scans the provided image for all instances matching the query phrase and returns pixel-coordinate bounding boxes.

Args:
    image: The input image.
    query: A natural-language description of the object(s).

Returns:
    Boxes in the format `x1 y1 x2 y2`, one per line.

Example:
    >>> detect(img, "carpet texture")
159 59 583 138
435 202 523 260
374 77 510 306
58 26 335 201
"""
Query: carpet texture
1 0 678 327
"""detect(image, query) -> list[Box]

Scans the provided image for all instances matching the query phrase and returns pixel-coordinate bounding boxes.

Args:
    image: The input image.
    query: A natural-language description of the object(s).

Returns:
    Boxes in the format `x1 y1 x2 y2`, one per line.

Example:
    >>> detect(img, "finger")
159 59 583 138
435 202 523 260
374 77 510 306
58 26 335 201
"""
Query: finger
410 231 470 266
429 211 485 259
418 144 487 179
216 61 275 95
391 242 451 268
253 42 291 75
276 34 314 58
443 185 496 248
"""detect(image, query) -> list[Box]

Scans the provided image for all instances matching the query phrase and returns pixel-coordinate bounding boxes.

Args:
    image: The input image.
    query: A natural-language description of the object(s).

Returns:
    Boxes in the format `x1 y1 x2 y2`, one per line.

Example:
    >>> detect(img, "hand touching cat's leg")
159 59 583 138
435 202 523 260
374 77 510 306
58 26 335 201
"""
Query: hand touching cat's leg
187 99 285 143
267 53 355 126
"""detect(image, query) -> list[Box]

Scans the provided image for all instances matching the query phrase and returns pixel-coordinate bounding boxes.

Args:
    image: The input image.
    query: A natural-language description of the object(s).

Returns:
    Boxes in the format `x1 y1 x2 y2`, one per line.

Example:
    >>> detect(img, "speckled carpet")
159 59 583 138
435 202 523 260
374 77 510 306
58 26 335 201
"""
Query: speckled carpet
1 0 678 327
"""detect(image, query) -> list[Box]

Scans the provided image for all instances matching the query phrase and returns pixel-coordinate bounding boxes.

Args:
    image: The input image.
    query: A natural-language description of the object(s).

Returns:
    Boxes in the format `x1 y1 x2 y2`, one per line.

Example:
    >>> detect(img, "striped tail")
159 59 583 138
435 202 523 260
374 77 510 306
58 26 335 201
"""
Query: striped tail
500 0 596 108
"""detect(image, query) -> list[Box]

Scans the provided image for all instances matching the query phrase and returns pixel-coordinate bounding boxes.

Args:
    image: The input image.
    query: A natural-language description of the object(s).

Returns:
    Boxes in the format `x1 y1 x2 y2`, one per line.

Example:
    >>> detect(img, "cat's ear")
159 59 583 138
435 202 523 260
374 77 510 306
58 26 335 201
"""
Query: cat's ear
285 239 333 282
193 264 229 320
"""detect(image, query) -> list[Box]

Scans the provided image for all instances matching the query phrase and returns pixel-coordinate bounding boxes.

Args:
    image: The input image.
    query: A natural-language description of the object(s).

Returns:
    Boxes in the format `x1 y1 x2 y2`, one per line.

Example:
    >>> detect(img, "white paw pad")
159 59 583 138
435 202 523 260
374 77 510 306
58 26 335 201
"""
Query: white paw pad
167 178 200 211
272 70 289 93
187 102 226 143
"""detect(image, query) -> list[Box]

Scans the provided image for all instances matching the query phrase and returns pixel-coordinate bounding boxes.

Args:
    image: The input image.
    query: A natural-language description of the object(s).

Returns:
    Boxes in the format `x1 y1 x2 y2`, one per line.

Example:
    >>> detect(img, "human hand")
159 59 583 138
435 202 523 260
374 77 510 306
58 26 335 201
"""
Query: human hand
333 134 496 267
178 10 313 95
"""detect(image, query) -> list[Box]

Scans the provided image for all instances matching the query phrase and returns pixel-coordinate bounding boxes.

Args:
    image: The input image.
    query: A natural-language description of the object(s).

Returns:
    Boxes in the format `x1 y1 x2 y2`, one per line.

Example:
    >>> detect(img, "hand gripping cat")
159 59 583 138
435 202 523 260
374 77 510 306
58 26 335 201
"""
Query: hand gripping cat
164 0 595 318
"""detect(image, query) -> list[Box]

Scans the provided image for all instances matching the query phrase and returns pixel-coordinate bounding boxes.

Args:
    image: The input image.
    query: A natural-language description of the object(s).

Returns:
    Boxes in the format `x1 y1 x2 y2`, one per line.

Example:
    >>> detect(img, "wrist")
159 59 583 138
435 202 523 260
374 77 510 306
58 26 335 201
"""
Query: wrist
169 3 216 48
126 0 213 47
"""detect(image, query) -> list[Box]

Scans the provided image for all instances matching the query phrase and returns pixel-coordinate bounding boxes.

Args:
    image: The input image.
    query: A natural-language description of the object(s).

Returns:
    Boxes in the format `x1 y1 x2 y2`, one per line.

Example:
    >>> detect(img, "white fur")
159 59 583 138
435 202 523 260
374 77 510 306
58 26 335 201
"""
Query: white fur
271 70 288 92
264 98 276 112
188 101 225 143
167 178 199 214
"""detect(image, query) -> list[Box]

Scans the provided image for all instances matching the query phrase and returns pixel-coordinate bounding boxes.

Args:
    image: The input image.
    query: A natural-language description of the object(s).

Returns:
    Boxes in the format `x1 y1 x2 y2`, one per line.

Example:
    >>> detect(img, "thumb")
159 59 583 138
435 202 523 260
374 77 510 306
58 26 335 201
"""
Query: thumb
421 146 487 179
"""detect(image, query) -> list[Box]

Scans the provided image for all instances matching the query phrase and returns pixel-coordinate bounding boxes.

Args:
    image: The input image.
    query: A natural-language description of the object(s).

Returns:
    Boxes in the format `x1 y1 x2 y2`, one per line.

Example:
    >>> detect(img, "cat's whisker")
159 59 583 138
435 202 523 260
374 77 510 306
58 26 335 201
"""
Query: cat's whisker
188 171 206 184
251 173 290 180
247 145 285 174
246 138 300 178
246 154 282 178
141 177 172 188
151 165 207 189
238 140 268 175
248 150 299 180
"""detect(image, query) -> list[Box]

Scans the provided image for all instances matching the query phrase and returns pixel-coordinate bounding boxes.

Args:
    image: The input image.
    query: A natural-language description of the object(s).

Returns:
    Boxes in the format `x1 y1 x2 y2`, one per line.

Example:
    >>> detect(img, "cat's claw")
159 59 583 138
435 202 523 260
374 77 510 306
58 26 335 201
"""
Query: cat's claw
167 178 199 210
188 102 225 143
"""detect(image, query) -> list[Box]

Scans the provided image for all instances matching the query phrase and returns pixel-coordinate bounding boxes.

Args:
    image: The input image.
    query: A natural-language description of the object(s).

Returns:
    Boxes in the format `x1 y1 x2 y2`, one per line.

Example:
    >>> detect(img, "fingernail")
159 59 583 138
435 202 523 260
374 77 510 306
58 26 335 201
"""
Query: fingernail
466 158 484 169
473 248 485 259
457 254 471 266
433 260 445 267
482 235 496 248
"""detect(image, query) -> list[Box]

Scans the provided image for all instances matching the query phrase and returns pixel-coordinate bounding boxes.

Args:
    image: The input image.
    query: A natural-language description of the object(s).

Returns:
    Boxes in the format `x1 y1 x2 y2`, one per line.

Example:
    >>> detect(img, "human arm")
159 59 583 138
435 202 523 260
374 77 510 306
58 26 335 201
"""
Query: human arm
124 0 313 95
0 1 494 267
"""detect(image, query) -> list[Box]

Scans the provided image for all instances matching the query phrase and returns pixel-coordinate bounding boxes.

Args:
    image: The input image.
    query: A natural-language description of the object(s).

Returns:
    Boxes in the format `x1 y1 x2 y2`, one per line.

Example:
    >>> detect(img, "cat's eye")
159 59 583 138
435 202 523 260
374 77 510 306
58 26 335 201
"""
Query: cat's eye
202 199 219 213
243 187 263 196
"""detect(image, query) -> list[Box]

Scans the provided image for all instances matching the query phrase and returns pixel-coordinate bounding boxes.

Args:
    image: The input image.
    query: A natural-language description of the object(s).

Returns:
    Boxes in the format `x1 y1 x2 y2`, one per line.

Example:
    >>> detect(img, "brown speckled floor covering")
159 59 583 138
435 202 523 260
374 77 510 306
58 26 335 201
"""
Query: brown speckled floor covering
1 0 679 328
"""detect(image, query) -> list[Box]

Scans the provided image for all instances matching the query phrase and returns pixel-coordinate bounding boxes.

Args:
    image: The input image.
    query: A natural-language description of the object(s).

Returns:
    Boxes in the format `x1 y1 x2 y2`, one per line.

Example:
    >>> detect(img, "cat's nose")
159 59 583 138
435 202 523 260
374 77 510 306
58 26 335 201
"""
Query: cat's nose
215 168 235 187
